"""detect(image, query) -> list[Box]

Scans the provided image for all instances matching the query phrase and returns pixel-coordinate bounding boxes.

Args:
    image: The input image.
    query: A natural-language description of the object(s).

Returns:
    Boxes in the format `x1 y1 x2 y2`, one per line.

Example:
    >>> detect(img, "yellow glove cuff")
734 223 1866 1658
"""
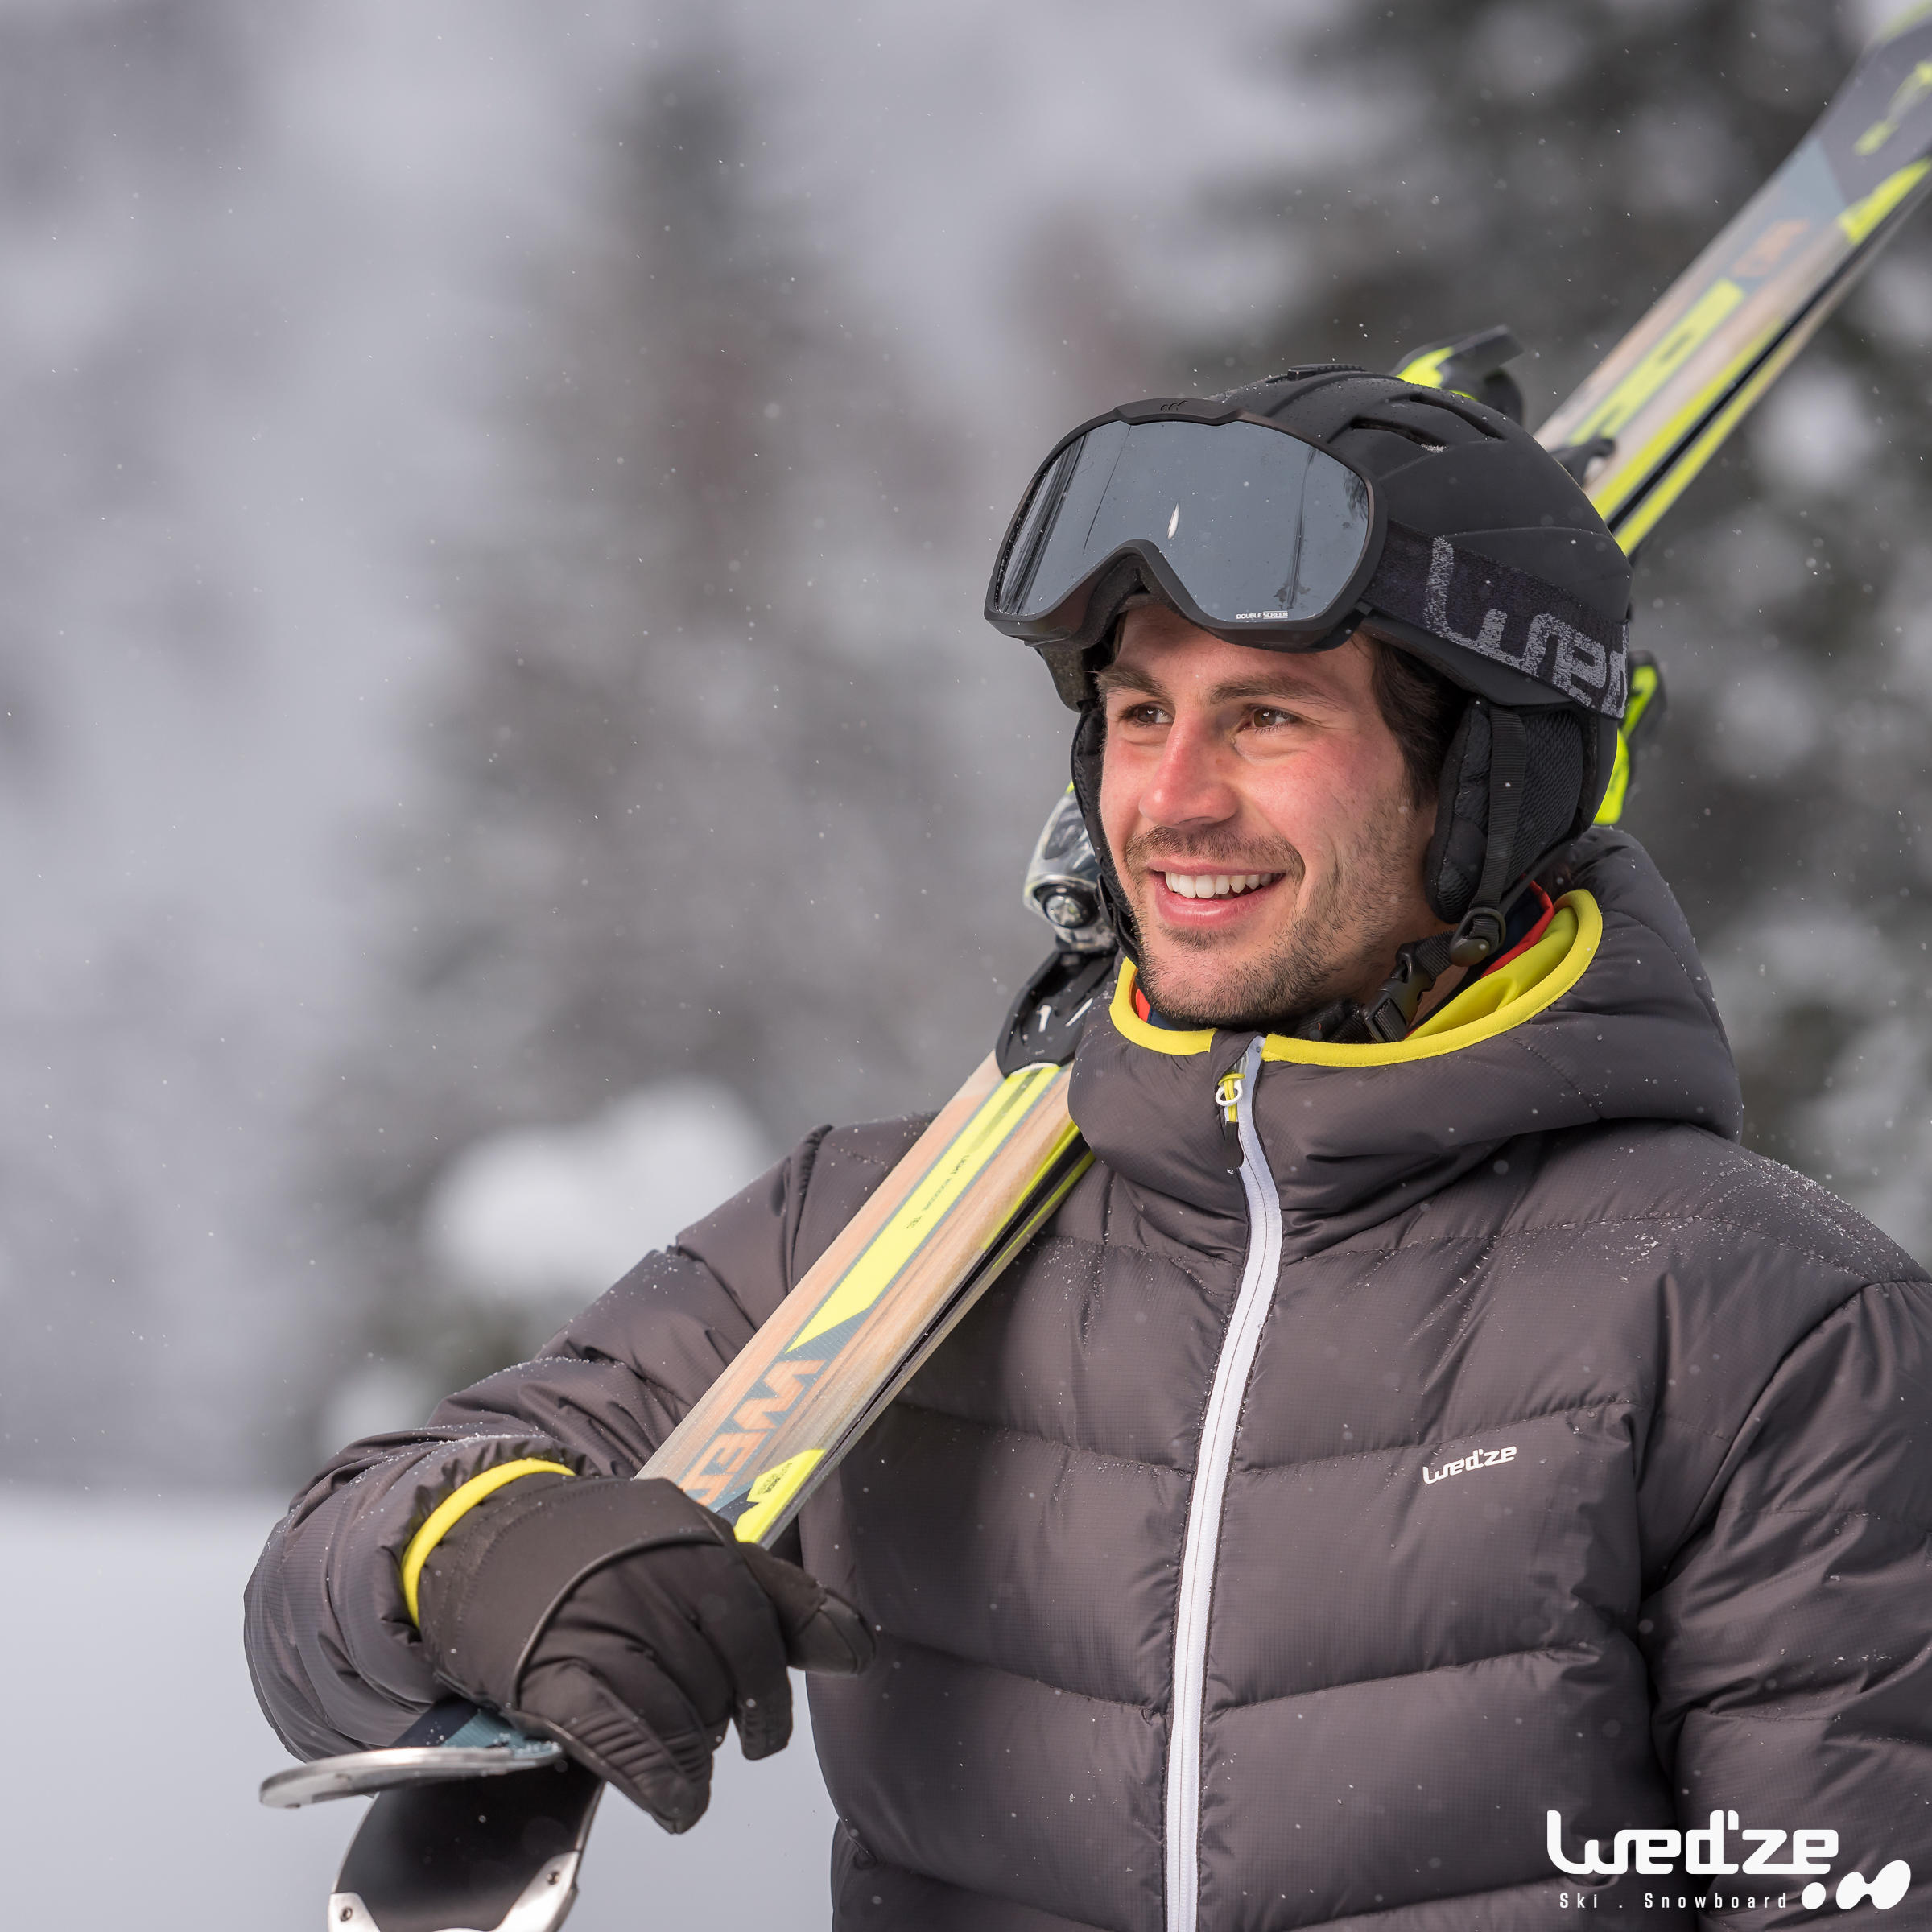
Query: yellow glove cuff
399 1458 576 1626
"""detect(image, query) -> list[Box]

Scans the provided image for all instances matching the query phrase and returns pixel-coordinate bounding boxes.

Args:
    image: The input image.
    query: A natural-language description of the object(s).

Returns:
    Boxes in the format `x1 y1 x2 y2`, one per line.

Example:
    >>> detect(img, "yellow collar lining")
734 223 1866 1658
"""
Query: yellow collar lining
1261 891 1601 1066
1108 961 1216 1056
1105 890 1604 1068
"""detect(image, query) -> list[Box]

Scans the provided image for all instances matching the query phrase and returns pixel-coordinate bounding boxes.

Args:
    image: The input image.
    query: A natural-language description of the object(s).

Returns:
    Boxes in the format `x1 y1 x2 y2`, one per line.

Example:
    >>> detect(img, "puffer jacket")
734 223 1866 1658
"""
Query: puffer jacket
247 829 1932 1930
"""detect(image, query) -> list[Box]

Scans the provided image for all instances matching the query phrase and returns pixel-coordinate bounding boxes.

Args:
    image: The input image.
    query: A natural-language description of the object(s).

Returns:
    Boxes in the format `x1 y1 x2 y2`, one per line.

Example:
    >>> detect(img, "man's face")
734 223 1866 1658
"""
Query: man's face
1096 606 1445 1030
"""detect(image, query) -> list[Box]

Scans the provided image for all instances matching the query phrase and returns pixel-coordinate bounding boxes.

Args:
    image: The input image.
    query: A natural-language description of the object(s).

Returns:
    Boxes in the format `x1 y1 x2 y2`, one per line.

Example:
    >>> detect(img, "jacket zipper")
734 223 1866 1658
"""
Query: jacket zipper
1165 1036 1282 1932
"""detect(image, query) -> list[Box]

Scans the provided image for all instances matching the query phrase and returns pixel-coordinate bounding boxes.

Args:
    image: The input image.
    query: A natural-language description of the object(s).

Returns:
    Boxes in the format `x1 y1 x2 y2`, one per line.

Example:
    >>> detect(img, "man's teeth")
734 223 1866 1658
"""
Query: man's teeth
1161 872 1274 899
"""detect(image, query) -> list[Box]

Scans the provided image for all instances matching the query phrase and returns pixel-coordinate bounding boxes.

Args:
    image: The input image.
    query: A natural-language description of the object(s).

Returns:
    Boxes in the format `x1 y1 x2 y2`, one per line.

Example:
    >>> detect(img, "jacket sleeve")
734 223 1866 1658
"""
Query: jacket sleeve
244 1117 923 1760
1643 1275 1932 1890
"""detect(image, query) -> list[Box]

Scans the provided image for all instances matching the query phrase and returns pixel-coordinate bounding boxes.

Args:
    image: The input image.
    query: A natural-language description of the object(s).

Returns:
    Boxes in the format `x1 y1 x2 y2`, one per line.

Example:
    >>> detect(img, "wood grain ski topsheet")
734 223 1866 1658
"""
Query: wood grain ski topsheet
642 1051 1089 1546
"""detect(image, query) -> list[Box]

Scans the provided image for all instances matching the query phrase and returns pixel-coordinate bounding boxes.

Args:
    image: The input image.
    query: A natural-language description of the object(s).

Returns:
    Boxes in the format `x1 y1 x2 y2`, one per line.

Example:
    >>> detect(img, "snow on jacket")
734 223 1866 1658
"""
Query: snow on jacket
246 829 1932 1929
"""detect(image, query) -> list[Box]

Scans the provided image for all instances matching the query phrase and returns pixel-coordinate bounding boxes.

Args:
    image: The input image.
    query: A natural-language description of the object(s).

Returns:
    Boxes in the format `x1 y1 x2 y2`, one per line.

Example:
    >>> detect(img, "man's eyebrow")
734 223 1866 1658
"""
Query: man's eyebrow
1094 662 1171 704
1095 661 1344 708
1200 670 1343 707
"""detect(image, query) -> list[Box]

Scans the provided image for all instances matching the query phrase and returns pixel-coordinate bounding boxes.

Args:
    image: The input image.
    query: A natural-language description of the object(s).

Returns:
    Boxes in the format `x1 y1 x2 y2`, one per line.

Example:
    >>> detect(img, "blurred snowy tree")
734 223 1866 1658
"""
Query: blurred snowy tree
314 46 1065 1423
0 0 312 1481
0 0 657 1482
1177 0 1932 1258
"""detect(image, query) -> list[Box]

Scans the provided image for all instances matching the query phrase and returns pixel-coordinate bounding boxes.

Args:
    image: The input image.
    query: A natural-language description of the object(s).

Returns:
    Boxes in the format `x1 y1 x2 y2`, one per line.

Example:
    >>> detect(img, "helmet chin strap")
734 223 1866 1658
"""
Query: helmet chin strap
1447 706 1529 968
1294 707 1532 1046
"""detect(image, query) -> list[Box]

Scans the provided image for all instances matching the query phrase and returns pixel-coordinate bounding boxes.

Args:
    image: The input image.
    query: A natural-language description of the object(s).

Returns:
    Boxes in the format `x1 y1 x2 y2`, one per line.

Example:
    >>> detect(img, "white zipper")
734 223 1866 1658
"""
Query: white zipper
1165 1036 1283 1932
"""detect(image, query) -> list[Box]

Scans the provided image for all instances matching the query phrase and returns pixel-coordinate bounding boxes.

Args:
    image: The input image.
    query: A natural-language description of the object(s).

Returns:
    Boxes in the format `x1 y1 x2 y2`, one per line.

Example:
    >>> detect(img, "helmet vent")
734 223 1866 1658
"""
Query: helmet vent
1224 365 1368 393
1348 415 1446 452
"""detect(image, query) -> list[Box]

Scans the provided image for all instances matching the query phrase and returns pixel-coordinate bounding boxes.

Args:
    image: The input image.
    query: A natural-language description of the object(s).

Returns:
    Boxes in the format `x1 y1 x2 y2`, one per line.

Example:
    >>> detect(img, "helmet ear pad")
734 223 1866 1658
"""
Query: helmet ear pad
1423 701 1598 923
1069 700 1142 962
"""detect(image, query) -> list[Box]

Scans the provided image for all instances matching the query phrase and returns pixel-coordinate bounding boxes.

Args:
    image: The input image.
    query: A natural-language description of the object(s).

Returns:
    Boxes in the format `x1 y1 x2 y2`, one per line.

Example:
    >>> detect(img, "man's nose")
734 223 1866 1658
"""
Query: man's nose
1139 716 1237 829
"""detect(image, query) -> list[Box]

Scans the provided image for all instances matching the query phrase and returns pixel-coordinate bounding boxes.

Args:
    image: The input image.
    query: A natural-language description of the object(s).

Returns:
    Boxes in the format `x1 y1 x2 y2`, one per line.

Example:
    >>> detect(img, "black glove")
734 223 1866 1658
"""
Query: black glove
416 1472 871 1831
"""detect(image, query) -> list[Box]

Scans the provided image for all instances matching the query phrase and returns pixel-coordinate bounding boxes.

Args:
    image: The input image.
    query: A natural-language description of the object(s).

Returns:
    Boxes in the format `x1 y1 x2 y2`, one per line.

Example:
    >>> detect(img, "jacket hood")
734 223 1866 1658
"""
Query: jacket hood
1067 828 1741 1256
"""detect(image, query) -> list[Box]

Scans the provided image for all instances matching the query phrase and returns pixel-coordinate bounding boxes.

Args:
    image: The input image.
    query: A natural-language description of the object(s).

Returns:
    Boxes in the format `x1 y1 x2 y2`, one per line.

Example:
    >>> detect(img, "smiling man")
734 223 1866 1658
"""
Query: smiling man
249 365 1932 1929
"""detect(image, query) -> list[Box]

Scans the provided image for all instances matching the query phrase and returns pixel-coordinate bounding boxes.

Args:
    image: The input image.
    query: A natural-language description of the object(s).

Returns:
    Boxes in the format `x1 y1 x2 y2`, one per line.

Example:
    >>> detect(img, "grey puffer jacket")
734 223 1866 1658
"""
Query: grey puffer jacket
248 830 1932 1930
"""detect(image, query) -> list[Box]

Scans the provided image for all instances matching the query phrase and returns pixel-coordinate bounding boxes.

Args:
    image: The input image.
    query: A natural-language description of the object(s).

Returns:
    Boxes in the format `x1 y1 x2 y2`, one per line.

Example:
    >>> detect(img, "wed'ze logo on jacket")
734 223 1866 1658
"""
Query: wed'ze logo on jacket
1421 1443 1515 1484
1547 1810 1911 1913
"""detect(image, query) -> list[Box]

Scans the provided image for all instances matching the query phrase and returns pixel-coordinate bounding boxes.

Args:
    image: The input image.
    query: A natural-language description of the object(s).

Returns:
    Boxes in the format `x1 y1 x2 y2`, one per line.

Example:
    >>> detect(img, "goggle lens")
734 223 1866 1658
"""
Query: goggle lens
993 418 1373 634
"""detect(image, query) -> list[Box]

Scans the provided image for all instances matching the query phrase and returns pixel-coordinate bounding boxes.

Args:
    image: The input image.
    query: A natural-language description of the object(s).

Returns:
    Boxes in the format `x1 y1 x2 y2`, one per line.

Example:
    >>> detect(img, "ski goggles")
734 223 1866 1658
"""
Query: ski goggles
985 398 1629 716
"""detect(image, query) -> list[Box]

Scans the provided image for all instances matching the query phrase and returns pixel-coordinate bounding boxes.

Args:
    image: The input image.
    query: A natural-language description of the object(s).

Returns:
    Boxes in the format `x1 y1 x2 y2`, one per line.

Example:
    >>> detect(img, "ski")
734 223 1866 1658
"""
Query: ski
262 856 1111 1930
639 1054 1097 1539
1532 2 1932 551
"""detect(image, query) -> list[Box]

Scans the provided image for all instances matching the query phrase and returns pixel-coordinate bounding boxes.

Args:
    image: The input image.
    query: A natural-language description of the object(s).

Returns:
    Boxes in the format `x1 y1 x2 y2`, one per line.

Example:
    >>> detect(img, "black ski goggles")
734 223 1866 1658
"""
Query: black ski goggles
985 398 1629 717
987 401 1379 647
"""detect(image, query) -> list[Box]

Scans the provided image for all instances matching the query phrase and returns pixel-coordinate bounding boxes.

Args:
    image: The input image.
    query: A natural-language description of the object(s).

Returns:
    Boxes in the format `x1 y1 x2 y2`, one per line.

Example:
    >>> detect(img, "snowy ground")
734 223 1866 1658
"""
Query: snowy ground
0 1486 839 1930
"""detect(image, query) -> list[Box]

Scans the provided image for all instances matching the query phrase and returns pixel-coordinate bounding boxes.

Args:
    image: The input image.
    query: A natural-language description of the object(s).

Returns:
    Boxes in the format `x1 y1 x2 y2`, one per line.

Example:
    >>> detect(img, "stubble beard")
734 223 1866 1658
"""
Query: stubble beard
1125 795 1426 1031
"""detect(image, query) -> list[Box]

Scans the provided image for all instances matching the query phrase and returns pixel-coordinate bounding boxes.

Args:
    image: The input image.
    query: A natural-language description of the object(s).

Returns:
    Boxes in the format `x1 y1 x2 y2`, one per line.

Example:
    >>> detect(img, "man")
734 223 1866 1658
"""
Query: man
248 366 1932 1927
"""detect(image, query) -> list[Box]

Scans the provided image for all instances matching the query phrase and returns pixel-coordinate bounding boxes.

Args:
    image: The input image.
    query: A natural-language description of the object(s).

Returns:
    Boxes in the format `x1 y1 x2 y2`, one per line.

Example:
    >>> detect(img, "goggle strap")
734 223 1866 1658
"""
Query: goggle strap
1365 524 1629 717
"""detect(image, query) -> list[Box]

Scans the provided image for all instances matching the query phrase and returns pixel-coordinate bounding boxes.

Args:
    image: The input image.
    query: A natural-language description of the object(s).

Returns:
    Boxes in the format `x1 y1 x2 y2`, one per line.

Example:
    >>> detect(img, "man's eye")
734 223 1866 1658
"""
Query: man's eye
1249 707 1298 729
1115 703 1167 728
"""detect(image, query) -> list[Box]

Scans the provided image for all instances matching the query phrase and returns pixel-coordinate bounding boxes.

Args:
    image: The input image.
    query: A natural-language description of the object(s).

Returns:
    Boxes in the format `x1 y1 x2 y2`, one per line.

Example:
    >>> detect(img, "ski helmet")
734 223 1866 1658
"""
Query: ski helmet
984 354 1633 989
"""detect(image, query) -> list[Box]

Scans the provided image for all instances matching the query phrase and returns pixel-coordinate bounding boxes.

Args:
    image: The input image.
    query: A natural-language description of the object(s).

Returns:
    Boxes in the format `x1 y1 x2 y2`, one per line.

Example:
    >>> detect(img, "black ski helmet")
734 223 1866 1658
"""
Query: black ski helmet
1228 362 1629 935
998 357 1633 976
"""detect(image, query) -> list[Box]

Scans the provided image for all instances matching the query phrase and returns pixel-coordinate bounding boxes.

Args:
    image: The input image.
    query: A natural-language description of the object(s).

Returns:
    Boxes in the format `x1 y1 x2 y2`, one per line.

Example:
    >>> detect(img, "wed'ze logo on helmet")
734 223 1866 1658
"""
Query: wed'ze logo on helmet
1547 1810 1911 1913
1422 536 1629 713
1361 522 1630 716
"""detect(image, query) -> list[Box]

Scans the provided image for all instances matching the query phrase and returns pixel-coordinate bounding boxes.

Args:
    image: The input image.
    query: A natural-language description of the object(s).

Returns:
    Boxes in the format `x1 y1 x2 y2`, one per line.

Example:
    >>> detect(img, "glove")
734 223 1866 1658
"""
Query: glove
416 1472 872 1831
